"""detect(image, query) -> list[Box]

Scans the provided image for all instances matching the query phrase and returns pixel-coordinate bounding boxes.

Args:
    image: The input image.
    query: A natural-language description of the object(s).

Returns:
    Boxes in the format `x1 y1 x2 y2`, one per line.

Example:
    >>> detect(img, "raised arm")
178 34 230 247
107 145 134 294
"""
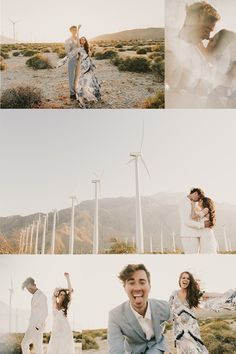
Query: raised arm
64 272 73 296
77 25 82 47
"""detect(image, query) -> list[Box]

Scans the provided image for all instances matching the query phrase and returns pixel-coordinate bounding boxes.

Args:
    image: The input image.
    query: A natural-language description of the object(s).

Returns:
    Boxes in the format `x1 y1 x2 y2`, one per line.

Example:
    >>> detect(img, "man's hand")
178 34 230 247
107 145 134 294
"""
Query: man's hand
204 220 211 228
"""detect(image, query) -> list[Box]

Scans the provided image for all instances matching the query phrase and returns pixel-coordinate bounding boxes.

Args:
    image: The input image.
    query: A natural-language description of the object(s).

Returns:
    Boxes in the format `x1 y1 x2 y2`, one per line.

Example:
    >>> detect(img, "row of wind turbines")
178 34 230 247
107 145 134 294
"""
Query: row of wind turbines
17 126 233 254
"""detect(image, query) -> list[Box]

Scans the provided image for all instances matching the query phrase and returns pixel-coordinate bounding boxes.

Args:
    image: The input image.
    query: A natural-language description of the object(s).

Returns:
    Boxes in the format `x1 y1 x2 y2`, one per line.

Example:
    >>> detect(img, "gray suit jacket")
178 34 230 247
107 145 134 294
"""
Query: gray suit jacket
108 299 170 354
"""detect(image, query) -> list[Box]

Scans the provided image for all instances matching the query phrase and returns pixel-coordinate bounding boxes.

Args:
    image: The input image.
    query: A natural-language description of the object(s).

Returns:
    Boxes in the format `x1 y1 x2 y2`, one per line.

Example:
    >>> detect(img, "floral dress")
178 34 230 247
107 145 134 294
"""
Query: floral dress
76 47 101 102
169 290 208 354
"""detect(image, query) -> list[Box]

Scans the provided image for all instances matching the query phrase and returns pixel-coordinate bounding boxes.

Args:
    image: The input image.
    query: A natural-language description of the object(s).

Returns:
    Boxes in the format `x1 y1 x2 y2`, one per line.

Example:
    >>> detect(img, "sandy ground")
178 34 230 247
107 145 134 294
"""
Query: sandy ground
41 342 82 353
1 52 163 109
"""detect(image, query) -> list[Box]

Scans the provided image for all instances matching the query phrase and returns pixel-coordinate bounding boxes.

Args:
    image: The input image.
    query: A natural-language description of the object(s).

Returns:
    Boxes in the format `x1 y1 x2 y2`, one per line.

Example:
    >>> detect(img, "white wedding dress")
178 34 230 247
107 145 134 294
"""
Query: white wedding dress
47 307 74 354
195 209 217 254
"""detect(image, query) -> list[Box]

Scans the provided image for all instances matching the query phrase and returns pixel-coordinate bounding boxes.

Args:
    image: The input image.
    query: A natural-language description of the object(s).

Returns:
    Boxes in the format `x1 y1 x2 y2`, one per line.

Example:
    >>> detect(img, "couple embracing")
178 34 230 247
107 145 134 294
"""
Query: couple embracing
180 187 217 254
63 25 101 107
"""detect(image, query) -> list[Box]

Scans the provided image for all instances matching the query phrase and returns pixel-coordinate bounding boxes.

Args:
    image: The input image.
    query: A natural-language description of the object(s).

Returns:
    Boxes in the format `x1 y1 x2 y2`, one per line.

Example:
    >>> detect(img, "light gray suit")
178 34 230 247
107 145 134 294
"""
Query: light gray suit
108 299 170 354
65 37 78 95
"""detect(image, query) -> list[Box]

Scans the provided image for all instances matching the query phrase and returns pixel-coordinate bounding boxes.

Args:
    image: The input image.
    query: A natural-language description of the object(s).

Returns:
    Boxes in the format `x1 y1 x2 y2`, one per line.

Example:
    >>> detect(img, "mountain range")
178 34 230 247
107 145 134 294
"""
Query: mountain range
0 193 235 254
91 27 164 41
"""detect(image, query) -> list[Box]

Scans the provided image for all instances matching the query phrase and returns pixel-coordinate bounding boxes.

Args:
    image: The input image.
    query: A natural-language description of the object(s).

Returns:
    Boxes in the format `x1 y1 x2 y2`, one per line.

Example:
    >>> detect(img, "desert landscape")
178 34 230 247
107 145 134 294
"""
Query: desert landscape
82 313 236 354
0 28 164 109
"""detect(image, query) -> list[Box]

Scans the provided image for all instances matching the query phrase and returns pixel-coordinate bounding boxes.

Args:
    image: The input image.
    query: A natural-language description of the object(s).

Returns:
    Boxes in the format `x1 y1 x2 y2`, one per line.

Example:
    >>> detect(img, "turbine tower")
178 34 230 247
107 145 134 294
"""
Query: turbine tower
69 196 77 254
8 276 14 333
223 225 229 252
24 226 30 253
172 231 176 253
160 227 164 253
41 214 48 255
150 236 153 253
128 123 150 253
9 19 20 42
34 214 41 254
51 209 58 254
92 174 102 254
29 222 35 254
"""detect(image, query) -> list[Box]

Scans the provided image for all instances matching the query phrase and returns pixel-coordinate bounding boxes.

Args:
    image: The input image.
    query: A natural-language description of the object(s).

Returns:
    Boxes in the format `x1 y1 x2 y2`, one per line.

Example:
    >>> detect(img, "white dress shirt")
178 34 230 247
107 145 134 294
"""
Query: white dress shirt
179 197 205 238
29 289 48 330
130 302 154 340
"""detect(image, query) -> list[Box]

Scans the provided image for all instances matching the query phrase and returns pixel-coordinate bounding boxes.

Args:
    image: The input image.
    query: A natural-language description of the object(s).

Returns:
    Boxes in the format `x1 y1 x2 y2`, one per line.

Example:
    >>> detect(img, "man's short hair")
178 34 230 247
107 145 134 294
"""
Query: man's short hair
118 264 151 286
186 1 220 22
190 187 205 199
69 26 77 31
22 277 35 290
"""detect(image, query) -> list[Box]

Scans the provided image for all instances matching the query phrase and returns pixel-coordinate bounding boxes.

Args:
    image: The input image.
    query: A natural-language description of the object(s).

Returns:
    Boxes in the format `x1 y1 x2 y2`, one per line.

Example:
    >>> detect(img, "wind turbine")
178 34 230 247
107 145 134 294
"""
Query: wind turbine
8 276 14 333
150 236 153 253
29 222 35 254
51 209 58 254
24 226 30 253
128 123 150 253
223 225 229 252
160 226 164 253
69 196 77 254
9 19 20 42
92 173 102 254
34 214 41 254
41 214 48 255
172 231 176 253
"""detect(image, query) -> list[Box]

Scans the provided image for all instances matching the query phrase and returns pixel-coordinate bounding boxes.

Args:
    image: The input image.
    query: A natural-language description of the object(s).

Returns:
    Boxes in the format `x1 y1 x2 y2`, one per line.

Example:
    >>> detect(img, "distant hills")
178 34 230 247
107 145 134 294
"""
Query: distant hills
0 35 21 44
91 27 164 41
0 193 235 254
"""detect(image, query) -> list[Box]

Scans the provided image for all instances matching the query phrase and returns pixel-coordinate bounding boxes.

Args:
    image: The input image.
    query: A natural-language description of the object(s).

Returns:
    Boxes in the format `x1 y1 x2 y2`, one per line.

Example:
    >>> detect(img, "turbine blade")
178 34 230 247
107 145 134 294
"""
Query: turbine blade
139 120 145 152
141 156 151 178
127 157 136 165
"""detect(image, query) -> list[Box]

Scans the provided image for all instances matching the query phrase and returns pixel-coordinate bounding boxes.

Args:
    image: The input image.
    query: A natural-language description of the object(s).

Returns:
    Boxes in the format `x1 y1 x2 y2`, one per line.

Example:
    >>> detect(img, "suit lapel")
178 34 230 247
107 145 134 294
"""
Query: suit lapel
149 299 161 340
124 301 146 340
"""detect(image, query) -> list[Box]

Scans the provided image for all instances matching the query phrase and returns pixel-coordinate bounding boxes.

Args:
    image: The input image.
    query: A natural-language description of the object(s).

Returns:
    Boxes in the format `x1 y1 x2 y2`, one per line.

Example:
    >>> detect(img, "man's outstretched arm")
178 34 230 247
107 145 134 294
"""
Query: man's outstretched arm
108 311 125 354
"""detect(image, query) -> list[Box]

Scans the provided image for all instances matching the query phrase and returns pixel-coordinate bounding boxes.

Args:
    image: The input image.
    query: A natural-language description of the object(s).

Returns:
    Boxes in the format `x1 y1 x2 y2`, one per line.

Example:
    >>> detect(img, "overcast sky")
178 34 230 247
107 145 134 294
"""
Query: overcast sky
1 0 164 42
0 109 236 217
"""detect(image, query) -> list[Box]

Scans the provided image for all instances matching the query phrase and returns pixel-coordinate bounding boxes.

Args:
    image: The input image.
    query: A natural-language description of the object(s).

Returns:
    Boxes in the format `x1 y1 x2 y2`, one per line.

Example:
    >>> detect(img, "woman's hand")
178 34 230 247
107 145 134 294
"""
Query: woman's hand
78 24 82 30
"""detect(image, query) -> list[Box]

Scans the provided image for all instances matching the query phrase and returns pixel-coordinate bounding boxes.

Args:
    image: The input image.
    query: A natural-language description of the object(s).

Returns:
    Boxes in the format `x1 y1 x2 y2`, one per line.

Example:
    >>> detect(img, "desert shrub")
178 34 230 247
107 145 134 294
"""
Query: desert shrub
42 47 52 53
136 48 147 54
105 237 136 254
58 50 66 58
1 51 10 59
26 53 53 69
151 60 164 81
13 51 20 56
94 50 117 60
148 52 160 60
22 50 38 57
118 48 125 52
112 56 151 73
201 319 236 354
115 43 123 48
1 85 42 108
0 333 23 354
141 91 164 109
0 58 7 70
82 335 99 350
74 332 82 343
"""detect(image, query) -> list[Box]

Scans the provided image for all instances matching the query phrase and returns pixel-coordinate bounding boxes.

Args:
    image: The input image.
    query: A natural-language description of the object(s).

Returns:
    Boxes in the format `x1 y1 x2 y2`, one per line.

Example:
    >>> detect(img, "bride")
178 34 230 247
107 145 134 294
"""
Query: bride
191 197 218 254
47 272 74 354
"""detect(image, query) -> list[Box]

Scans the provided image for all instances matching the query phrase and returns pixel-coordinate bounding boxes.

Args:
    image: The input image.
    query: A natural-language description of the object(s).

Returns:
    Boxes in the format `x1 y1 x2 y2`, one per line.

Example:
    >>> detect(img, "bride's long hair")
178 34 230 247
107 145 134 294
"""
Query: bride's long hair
202 197 216 227
80 37 89 54
179 271 202 308
57 289 71 317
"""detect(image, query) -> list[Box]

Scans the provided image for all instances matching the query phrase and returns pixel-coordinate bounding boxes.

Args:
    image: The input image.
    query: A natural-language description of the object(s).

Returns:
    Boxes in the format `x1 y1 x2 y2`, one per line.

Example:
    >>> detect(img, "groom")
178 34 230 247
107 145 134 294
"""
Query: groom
21 277 48 354
108 264 170 354
65 25 79 100
179 187 211 254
